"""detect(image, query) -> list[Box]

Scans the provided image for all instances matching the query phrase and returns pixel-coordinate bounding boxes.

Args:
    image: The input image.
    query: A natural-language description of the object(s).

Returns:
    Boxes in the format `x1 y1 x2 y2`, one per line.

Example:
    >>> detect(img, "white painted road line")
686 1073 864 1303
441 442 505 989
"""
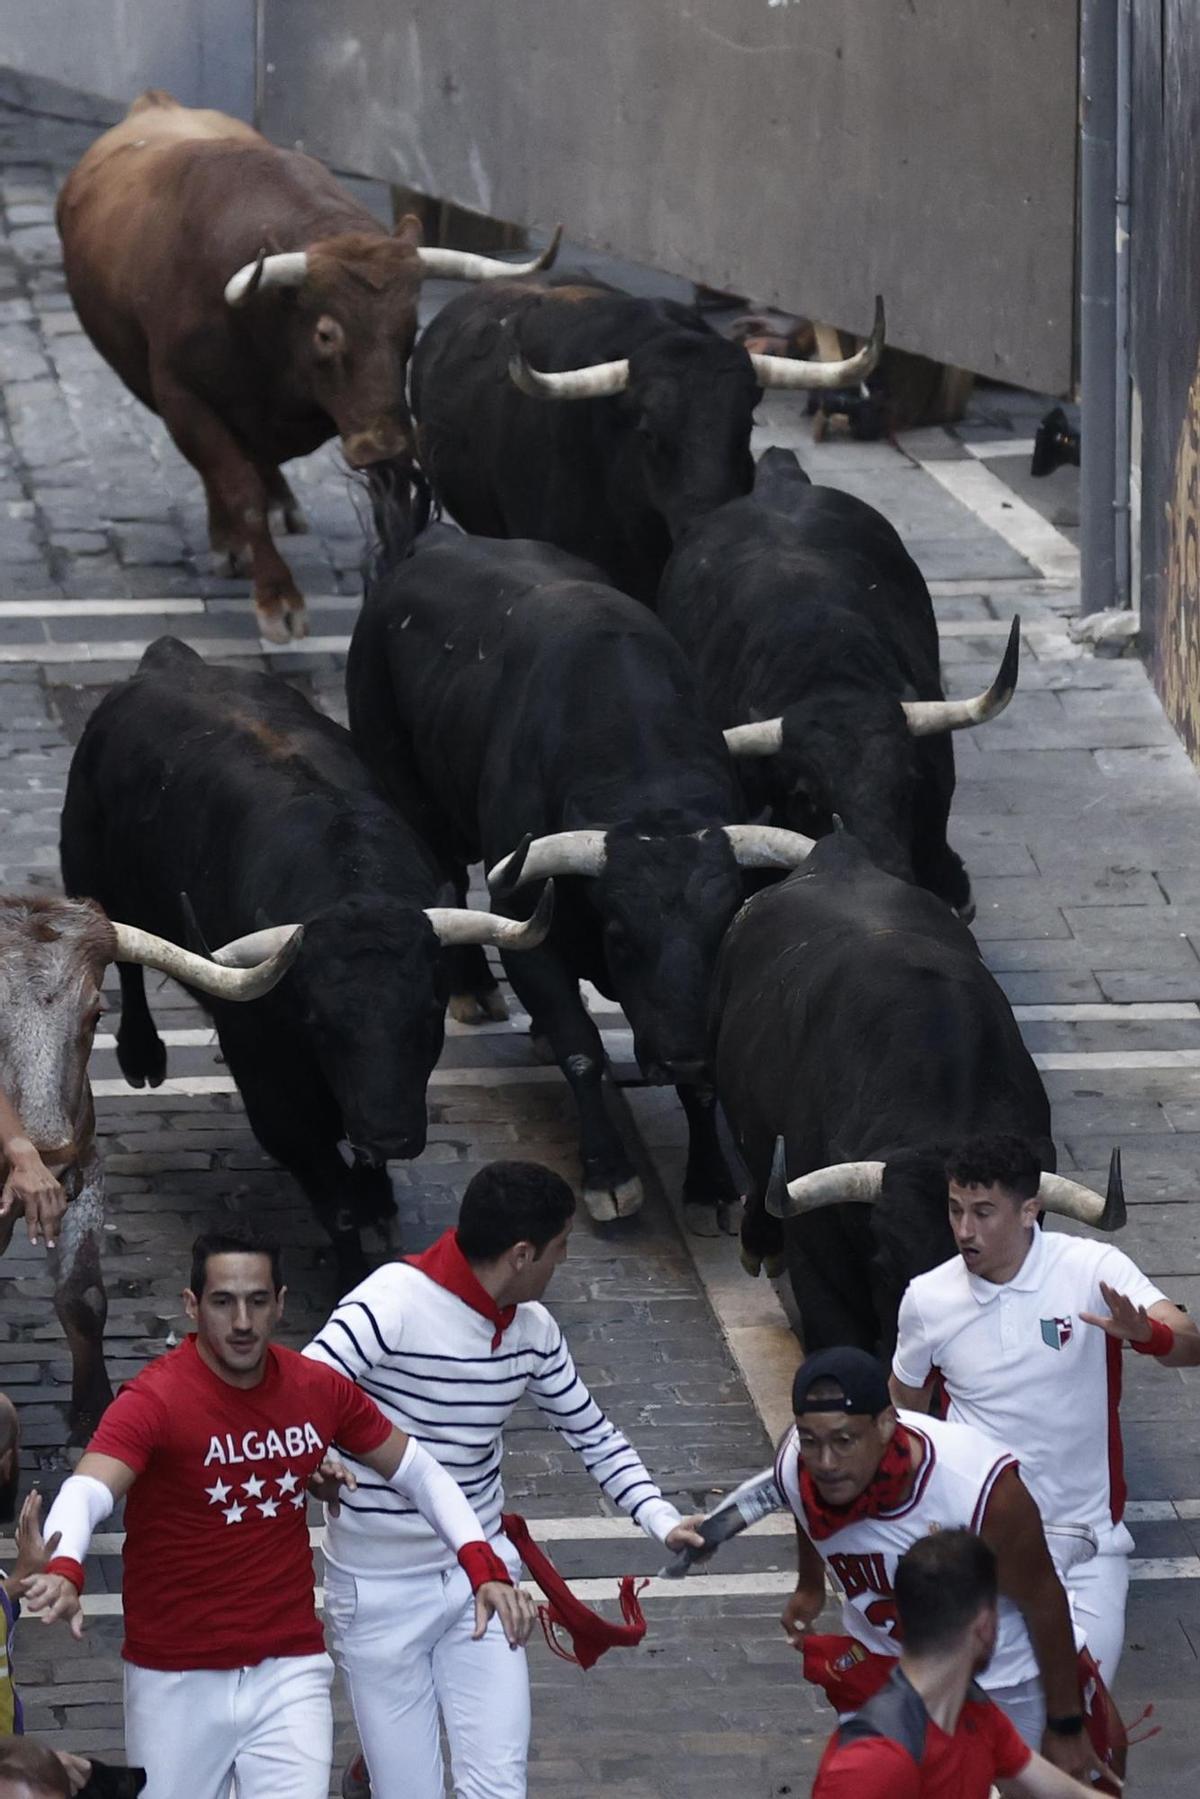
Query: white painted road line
89 1001 1200 1062
0 636 355 663
961 438 1039 462
63 1555 1200 1619
909 454 1080 584
0 598 205 619
0 1499 1180 1564
87 1044 1200 1103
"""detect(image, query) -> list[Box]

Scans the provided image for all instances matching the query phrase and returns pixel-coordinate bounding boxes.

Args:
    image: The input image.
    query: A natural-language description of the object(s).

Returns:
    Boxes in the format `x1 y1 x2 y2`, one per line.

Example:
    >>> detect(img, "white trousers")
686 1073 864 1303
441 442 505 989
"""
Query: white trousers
123 1652 333 1799
1067 1551 1130 1683
986 1676 1045 1751
323 1546 530 1799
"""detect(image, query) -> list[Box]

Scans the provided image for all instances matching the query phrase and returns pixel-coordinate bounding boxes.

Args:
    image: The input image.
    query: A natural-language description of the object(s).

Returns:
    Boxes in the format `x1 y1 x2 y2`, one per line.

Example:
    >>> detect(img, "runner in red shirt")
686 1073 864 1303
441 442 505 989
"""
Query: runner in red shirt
21 1222 535 1799
812 1531 1101 1799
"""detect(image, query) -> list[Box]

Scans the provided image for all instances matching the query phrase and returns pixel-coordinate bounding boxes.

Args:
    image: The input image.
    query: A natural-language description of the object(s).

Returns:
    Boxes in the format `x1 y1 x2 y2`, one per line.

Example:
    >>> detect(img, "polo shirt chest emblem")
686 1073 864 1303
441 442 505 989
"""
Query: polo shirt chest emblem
1039 1315 1073 1351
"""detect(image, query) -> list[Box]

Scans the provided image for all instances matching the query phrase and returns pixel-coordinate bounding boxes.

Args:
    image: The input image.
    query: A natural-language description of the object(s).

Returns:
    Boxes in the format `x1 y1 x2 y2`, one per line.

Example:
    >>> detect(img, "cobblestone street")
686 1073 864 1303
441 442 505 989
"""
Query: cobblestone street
1 66 1199 1798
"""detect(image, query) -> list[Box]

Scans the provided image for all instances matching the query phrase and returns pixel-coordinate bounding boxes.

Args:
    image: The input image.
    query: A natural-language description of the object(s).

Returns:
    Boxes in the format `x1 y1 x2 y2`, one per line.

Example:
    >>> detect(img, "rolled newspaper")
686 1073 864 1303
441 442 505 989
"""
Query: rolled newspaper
657 1467 786 1578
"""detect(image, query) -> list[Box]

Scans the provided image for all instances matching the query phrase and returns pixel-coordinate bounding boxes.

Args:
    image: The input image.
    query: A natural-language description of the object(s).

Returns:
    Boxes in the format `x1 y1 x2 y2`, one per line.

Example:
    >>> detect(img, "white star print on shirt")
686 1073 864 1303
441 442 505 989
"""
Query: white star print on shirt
257 1498 279 1519
277 1471 298 1494
290 1492 307 1509
242 1475 265 1498
205 1479 232 1506
223 1501 246 1525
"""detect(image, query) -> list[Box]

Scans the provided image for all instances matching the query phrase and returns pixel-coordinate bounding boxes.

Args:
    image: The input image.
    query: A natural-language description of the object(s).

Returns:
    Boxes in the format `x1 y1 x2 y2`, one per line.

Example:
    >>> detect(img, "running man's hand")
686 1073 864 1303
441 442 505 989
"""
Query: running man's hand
20 1570 85 1639
1081 1281 1155 1345
473 1578 538 1648
55 1753 92 1796
308 1455 357 1517
0 1139 66 1249
1038 1723 1111 1787
12 1488 61 1583
780 1584 825 1651
664 1514 707 1554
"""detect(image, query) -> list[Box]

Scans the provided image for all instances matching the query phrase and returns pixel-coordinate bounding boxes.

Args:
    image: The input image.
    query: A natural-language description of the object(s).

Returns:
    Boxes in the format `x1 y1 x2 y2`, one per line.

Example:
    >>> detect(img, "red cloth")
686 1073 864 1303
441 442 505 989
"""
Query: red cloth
799 1427 916 1541
812 1688 1031 1798
86 1335 392 1670
502 1511 647 1670
405 1230 516 1350
802 1635 895 1713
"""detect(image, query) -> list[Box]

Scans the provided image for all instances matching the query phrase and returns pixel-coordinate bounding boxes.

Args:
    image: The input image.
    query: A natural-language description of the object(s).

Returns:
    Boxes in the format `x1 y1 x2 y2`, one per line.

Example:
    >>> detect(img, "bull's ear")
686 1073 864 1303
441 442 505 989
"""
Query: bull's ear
393 212 424 250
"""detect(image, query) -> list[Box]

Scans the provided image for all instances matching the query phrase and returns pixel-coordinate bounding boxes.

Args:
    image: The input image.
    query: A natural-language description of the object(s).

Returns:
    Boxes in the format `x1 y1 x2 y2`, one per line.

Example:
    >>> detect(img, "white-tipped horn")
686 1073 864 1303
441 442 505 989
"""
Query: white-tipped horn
426 881 555 950
488 830 607 894
766 1156 886 1219
902 617 1021 737
721 824 816 870
225 251 309 307
111 921 303 1000
417 223 563 282
724 718 785 758
209 925 305 968
1036 1148 1126 1231
508 350 630 401
751 294 886 391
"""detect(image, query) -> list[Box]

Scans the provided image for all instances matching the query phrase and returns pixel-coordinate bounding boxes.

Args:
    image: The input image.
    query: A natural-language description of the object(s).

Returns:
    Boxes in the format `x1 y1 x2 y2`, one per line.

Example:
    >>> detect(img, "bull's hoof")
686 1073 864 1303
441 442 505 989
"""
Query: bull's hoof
764 1250 788 1279
582 1174 643 1223
740 1245 764 1278
116 1030 167 1091
955 894 977 925
256 598 309 644
684 1200 722 1238
717 1199 741 1237
529 1031 556 1064
448 988 508 1026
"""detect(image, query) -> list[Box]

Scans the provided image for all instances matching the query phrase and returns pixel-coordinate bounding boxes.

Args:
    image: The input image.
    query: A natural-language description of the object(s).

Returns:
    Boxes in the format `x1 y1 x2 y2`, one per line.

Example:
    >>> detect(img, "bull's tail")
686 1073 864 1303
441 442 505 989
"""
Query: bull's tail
361 461 434 585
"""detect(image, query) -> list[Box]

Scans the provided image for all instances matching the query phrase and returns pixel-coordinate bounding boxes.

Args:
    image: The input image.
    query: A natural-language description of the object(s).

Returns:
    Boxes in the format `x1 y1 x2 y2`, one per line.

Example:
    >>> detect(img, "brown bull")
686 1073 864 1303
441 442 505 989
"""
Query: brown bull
0 895 299 1439
56 91 559 642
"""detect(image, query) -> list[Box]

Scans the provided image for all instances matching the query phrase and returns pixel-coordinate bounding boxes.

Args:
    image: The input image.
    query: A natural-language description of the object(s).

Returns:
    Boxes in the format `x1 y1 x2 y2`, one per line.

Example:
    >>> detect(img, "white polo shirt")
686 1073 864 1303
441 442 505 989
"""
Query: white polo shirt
892 1227 1165 1553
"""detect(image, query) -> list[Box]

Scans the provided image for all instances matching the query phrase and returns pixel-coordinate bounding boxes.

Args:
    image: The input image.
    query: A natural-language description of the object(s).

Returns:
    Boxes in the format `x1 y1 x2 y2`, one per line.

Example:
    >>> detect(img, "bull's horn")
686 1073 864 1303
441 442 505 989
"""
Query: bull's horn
417 223 563 282
724 718 785 758
721 824 816 869
1036 1148 1126 1232
766 1147 887 1219
488 830 607 895
111 921 303 999
751 295 885 391
426 880 555 950
209 925 306 968
508 349 630 401
225 250 309 307
902 618 1021 737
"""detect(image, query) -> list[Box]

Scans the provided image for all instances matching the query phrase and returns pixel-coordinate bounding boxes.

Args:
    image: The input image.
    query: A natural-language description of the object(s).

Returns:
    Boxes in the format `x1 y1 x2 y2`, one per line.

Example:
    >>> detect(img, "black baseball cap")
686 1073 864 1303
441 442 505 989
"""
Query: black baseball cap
792 1347 892 1418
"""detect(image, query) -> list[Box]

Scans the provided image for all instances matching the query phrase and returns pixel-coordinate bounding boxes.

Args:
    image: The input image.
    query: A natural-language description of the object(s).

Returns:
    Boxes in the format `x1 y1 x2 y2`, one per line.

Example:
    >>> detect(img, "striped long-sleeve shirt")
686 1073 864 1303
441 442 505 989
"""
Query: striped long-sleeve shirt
303 1261 682 1575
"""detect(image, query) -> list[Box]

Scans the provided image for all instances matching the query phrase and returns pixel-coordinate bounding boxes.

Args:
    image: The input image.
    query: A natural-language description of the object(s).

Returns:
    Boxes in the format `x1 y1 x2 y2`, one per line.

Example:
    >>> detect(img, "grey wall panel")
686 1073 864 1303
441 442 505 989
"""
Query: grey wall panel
0 0 256 119
261 0 1078 393
1131 0 1200 758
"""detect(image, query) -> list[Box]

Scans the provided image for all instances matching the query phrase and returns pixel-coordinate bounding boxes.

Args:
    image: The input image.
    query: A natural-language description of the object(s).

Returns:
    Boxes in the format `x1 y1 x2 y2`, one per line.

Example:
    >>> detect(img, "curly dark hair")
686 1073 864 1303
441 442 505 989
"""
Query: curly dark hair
943 1134 1041 1201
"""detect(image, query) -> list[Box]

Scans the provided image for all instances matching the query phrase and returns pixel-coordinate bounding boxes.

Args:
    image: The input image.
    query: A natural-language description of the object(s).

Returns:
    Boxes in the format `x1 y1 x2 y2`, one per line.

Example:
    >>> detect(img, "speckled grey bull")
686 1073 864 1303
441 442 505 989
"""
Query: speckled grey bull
0 896 300 1440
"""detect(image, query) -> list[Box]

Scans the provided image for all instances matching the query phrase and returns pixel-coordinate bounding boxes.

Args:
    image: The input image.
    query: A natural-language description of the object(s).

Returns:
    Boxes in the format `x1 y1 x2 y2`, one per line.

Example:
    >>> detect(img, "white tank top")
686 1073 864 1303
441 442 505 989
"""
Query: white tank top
776 1409 1039 1691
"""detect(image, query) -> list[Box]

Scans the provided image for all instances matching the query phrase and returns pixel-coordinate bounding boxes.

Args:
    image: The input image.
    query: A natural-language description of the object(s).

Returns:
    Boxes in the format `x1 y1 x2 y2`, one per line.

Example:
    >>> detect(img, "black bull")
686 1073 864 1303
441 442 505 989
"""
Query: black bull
711 832 1056 1357
658 449 1019 919
60 636 548 1280
410 279 883 605
347 517 815 1227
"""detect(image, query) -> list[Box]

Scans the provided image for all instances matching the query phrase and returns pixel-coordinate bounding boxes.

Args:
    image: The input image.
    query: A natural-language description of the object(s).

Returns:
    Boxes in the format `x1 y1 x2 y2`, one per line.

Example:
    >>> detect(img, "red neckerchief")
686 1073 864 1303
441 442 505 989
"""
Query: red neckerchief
404 1229 516 1350
799 1425 917 1541
502 1511 647 1670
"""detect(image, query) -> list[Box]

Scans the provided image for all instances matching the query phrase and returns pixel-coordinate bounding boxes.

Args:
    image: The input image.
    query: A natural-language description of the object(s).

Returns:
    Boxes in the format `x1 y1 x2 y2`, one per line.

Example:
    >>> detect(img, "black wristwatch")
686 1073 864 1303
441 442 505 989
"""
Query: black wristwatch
1045 1713 1085 1736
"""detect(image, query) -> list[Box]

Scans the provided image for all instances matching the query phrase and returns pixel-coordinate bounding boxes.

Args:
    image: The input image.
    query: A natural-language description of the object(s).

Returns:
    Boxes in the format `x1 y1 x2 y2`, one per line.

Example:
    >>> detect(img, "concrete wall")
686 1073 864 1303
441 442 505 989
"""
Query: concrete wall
259 0 1079 394
0 0 256 119
1131 0 1200 757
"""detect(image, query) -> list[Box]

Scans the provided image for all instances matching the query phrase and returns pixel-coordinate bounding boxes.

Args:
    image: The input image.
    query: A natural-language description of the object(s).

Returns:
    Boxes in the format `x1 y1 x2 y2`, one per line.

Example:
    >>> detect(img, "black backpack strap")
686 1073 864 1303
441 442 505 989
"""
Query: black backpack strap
836 1668 928 1764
